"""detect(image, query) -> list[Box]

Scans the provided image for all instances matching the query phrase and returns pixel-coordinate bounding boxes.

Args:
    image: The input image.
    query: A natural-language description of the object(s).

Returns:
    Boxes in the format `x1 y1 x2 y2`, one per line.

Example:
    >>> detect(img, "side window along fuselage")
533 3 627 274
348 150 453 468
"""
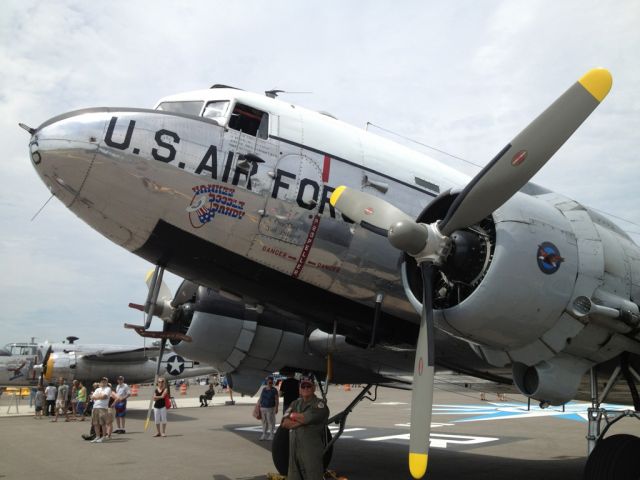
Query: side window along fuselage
228 103 269 139
156 99 269 140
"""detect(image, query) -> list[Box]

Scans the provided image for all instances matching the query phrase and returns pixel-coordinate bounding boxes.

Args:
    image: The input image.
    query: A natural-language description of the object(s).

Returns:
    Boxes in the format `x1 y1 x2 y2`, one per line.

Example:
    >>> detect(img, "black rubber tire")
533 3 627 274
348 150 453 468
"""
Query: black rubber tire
271 426 333 476
584 434 640 480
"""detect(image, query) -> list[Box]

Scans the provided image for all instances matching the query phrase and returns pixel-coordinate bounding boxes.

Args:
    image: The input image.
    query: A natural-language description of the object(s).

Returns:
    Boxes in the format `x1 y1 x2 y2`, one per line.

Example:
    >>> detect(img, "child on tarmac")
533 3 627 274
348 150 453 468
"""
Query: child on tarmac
34 386 44 419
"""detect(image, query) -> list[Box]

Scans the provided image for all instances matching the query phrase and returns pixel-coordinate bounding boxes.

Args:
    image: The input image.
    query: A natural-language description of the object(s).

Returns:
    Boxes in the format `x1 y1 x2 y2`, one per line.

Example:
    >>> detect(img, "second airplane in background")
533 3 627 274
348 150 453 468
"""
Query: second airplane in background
1 338 217 387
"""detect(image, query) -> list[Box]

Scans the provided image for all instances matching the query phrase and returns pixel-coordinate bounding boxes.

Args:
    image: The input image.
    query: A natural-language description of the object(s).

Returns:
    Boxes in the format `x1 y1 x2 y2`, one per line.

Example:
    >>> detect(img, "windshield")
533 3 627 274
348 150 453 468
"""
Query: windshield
4 344 37 356
156 101 204 116
202 100 230 121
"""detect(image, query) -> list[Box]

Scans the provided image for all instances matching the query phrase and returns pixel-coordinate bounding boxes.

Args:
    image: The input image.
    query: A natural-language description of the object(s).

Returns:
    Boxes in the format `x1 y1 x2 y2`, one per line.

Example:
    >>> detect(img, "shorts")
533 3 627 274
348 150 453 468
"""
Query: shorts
35 406 43 412
153 407 167 424
92 408 109 426
56 399 66 410
115 400 127 417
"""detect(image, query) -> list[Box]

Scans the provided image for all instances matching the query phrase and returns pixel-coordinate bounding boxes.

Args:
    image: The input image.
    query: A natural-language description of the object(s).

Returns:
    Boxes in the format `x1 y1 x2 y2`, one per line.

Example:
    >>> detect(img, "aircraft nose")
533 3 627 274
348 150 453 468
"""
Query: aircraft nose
29 110 106 207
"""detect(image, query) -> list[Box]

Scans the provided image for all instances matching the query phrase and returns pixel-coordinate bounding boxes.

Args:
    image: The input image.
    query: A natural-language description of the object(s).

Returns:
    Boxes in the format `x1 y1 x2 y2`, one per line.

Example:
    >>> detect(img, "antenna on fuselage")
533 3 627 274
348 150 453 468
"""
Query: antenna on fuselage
265 89 312 98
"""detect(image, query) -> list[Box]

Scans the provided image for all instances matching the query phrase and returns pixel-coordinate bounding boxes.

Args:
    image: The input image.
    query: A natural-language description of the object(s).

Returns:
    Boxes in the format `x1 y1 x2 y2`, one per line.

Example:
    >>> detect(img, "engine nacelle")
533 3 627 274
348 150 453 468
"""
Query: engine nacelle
404 190 640 404
436 192 581 348
173 311 327 395
512 356 592 406
42 351 76 383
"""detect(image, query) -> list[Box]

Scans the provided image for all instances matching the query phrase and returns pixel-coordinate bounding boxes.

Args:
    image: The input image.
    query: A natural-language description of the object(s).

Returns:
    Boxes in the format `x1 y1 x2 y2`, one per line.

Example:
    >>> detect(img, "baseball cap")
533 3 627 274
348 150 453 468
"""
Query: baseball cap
299 376 314 387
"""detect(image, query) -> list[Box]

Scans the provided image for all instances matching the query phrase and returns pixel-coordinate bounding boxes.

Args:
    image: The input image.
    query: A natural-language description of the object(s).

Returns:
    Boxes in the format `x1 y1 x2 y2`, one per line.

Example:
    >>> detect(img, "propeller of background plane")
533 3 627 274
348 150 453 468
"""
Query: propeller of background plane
330 68 612 479
38 344 53 386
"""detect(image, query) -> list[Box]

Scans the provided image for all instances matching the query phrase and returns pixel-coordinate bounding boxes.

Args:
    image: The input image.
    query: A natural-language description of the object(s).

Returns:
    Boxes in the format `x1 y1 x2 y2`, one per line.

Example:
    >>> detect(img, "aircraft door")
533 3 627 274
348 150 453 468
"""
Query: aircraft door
199 104 280 254
258 153 323 245
249 152 349 289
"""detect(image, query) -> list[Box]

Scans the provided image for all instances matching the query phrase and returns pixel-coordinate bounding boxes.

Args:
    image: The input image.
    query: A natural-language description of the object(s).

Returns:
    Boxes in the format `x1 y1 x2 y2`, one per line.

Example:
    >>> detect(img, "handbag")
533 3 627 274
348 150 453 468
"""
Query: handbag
252 403 262 420
164 394 171 409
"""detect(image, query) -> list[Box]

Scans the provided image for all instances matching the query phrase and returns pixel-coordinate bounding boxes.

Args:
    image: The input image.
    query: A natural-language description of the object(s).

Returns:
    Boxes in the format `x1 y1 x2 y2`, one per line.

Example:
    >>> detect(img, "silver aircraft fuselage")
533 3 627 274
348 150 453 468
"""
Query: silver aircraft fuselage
26 87 640 387
28 88 467 334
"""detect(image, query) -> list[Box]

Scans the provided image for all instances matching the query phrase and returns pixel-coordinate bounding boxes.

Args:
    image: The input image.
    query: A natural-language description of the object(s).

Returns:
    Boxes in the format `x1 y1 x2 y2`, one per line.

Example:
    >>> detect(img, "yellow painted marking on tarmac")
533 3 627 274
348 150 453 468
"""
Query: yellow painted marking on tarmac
330 185 347 207
578 68 612 102
409 452 428 479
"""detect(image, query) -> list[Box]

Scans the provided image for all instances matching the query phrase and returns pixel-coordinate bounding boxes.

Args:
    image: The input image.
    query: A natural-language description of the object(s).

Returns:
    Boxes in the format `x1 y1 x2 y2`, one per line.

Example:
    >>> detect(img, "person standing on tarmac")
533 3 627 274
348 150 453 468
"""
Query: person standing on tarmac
114 376 131 433
44 382 57 417
281 377 329 480
257 376 279 440
279 370 300 415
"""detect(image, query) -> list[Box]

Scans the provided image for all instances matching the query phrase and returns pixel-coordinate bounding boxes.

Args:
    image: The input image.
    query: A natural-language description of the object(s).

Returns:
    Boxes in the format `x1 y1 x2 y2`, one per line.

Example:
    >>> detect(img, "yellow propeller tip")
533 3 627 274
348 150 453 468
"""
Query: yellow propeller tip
145 269 155 283
409 452 428 479
579 68 612 102
330 185 347 207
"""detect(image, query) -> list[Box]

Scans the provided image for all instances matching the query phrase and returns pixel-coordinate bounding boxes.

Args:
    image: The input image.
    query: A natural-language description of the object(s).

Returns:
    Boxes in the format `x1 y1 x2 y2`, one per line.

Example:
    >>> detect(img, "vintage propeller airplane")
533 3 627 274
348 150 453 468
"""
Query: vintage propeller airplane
22 68 640 479
0 342 38 386
0 338 216 387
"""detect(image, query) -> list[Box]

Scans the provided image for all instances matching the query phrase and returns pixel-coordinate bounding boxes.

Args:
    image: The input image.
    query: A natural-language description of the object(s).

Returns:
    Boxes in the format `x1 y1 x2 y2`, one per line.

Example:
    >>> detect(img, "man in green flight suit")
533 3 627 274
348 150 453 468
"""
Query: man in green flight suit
281 377 329 480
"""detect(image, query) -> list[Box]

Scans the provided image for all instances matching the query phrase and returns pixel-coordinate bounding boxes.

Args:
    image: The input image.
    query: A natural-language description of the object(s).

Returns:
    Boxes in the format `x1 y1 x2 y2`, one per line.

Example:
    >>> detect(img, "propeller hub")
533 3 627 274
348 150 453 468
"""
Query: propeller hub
410 222 451 266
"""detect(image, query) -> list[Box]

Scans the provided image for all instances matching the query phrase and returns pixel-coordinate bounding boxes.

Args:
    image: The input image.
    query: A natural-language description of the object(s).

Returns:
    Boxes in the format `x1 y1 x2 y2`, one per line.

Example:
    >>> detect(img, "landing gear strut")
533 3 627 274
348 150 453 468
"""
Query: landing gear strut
124 264 191 343
583 356 640 480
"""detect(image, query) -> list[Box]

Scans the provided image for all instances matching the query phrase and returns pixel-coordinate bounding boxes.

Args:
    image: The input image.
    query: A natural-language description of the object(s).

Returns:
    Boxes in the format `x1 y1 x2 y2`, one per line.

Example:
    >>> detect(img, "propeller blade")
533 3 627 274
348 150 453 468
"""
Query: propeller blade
330 186 415 236
145 269 173 303
409 264 435 479
142 268 174 323
144 338 167 431
440 68 612 236
40 345 53 385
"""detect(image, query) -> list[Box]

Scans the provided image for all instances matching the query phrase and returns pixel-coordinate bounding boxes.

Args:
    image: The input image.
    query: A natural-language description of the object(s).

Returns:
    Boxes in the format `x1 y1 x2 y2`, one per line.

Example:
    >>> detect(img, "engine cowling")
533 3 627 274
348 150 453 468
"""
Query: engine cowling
403 190 640 405
41 351 76 383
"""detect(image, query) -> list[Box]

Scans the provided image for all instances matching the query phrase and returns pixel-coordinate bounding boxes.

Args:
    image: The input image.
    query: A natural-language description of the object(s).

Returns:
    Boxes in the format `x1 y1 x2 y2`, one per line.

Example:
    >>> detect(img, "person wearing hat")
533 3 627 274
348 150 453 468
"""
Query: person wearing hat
281 377 329 480
113 376 131 434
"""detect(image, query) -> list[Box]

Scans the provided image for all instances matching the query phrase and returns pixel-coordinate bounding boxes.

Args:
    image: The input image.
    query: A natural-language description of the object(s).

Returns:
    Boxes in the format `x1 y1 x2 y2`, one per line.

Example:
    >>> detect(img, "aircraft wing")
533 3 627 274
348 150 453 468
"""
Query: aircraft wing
79 346 161 363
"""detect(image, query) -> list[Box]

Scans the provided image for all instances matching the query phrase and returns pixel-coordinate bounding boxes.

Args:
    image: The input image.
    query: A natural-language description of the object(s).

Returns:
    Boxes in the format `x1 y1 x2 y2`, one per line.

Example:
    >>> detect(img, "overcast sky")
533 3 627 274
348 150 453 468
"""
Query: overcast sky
1 0 638 347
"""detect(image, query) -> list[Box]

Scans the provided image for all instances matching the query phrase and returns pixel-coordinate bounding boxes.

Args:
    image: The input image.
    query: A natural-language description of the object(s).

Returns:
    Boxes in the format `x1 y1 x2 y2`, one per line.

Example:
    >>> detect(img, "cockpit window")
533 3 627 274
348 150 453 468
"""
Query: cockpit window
6 344 37 356
156 101 204 116
202 100 230 123
229 103 269 139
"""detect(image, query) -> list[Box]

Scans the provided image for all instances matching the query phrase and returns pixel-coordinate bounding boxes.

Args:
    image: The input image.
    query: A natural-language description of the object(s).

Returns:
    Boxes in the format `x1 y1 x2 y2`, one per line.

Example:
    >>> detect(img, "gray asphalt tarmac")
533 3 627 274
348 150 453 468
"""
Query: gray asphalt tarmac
0 384 635 479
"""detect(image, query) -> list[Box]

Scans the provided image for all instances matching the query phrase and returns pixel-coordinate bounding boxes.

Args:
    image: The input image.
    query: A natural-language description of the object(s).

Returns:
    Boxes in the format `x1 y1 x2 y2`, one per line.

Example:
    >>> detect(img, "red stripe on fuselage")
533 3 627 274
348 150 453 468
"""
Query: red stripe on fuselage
291 215 321 279
322 155 331 183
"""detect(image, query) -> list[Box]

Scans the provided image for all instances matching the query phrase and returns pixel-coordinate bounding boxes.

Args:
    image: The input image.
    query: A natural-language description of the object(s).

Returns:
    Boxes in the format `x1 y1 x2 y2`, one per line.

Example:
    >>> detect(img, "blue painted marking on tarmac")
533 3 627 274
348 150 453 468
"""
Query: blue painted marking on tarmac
432 401 632 424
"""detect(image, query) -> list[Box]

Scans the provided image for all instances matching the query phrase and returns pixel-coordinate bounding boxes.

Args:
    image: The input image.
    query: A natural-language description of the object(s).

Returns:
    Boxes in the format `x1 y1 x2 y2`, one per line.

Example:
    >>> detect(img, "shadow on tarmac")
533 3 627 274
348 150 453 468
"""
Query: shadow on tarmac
125 409 198 422
227 424 586 480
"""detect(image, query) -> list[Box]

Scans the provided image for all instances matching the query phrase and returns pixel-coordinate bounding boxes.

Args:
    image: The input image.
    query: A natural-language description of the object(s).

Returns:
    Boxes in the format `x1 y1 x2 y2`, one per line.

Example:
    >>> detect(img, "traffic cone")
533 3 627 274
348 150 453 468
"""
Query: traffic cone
131 384 139 397
180 383 187 396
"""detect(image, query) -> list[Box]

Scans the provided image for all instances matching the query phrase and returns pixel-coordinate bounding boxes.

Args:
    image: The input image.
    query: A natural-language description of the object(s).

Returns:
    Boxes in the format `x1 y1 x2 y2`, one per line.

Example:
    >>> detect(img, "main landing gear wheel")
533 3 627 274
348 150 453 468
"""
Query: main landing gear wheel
583 434 640 480
271 426 333 476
